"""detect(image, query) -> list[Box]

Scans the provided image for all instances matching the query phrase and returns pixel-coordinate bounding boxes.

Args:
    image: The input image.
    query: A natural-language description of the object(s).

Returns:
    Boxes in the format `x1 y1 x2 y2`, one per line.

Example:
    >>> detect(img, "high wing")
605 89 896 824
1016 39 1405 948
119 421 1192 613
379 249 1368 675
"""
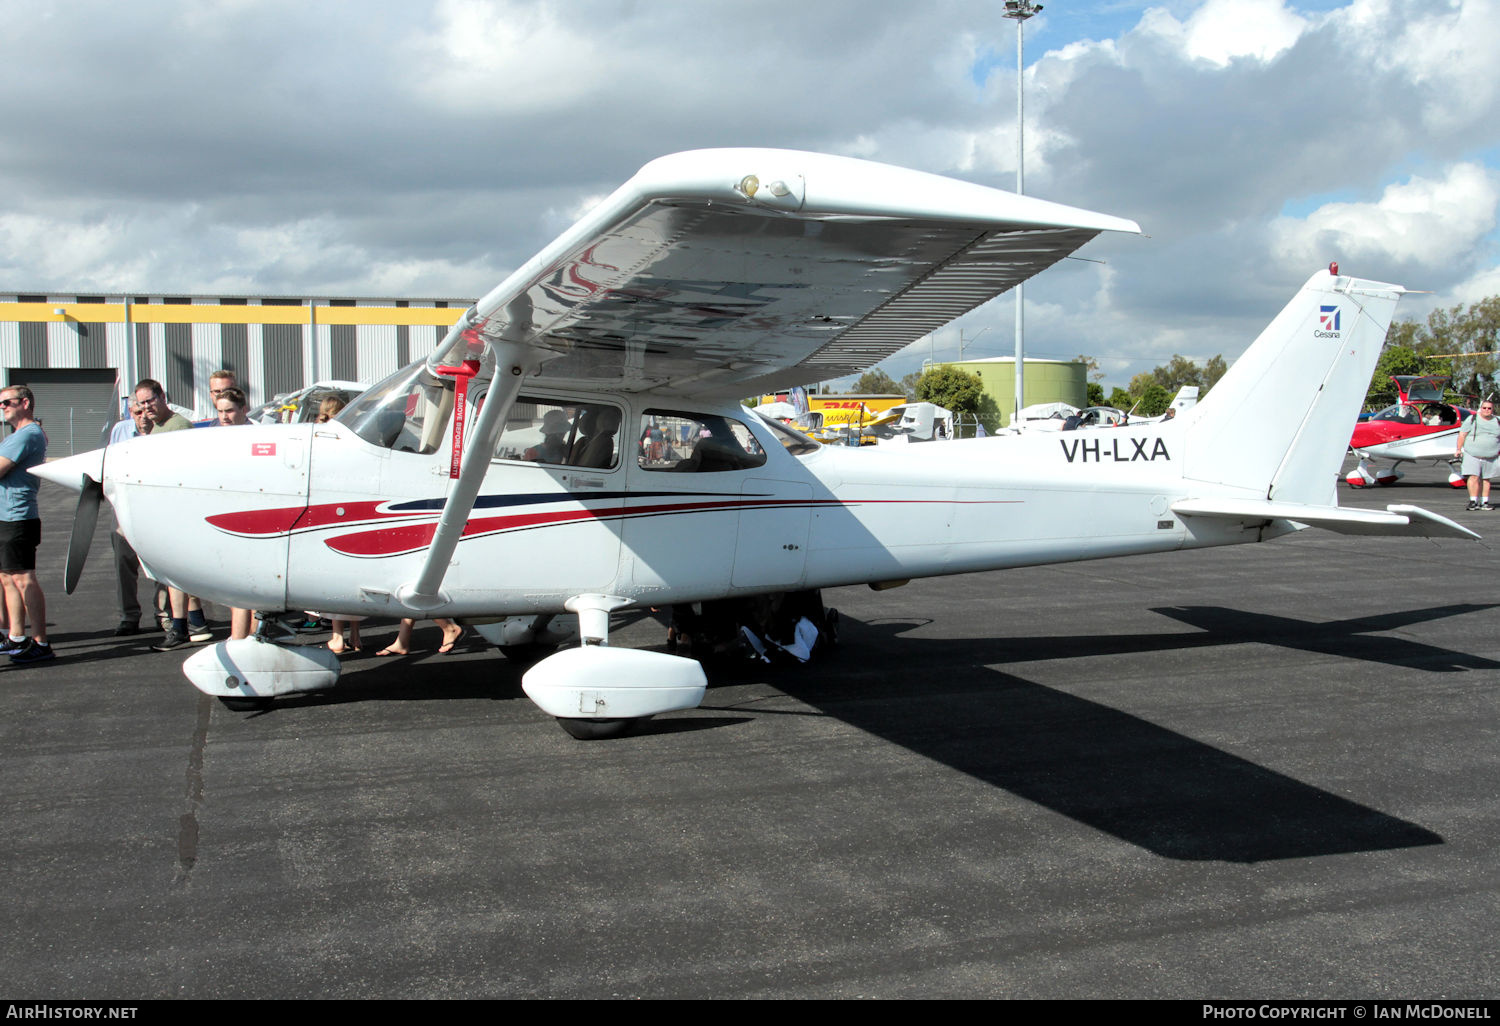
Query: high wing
439 149 1140 399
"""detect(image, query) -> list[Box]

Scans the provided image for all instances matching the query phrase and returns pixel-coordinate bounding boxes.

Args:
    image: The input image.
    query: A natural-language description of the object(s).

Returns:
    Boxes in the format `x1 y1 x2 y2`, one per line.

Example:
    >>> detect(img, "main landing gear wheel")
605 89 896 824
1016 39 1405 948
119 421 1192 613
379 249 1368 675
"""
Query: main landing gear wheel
218 695 274 712
554 716 650 740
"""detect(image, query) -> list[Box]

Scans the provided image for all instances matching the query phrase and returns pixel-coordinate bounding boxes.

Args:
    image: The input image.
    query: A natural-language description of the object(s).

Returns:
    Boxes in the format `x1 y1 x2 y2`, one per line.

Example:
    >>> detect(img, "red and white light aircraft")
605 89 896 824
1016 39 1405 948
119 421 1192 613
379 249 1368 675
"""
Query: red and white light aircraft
1346 375 1473 488
37 149 1477 737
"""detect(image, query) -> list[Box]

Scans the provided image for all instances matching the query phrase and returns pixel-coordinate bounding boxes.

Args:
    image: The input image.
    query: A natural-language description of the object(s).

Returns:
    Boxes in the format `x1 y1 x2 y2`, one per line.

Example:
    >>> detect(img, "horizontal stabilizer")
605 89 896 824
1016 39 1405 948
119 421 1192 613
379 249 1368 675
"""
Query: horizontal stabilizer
1171 498 1479 540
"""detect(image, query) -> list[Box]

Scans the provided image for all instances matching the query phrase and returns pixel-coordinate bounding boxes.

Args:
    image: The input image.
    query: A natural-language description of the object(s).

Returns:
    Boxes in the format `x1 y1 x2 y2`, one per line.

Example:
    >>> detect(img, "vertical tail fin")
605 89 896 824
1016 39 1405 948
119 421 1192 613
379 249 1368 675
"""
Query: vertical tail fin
1182 269 1405 505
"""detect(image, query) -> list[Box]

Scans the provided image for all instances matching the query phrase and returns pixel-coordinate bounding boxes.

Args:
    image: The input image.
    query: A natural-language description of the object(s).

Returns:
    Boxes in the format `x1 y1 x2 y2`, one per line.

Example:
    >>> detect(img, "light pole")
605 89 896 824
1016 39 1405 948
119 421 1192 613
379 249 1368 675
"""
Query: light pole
1002 0 1041 427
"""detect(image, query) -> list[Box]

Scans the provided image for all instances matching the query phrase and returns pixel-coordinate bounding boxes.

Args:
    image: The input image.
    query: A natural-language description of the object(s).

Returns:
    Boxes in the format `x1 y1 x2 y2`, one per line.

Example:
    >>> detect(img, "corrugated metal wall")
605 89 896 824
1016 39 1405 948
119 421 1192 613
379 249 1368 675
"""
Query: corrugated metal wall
0 292 468 425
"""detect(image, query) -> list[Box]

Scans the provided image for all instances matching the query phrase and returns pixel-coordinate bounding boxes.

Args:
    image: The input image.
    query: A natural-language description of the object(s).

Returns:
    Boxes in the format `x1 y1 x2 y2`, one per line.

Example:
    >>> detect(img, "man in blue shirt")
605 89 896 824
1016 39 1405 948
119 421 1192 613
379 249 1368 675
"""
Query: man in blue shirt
0 385 52 664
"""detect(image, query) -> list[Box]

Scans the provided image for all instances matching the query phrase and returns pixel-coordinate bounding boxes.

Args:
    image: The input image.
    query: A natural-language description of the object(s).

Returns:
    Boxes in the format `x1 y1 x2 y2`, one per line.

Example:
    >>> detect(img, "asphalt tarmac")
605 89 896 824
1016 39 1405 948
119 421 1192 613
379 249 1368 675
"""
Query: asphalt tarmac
3 460 1498 999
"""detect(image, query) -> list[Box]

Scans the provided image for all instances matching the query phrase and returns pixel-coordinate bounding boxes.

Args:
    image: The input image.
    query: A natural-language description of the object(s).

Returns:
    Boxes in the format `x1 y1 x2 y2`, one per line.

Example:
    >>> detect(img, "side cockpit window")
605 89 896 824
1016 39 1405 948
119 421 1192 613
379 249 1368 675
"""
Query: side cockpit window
492 397 622 471
639 410 767 473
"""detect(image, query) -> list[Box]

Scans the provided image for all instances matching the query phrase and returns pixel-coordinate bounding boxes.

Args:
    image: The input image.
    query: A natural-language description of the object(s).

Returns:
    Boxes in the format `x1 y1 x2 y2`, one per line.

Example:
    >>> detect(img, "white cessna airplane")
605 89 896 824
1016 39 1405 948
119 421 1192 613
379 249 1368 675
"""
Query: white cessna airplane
37 149 1477 738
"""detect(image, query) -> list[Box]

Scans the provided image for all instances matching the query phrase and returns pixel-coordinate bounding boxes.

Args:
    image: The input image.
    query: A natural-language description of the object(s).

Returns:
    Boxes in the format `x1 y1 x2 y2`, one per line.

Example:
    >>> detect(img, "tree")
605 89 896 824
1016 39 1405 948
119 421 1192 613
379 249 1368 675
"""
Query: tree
1366 299 1500 406
1201 354 1228 392
851 369 901 395
1134 353 1229 395
914 366 984 418
1156 354 1204 392
899 371 922 399
1127 370 1158 398
1420 297 1500 398
1074 354 1105 383
1365 343 1433 407
1086 382 1105 407
1114 352 1229 412
1135 382 1172 417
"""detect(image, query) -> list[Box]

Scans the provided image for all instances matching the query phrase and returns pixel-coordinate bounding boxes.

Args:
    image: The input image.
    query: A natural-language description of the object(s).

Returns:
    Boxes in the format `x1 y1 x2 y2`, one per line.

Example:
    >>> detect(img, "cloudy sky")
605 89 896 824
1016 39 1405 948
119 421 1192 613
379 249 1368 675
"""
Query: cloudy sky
2 0 1495 389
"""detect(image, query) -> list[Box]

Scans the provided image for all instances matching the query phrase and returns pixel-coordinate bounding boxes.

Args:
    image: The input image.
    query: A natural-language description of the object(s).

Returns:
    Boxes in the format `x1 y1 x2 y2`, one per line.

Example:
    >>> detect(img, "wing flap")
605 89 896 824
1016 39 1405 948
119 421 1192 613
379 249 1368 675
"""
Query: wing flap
452 149 1140 397
1172 498 1479 540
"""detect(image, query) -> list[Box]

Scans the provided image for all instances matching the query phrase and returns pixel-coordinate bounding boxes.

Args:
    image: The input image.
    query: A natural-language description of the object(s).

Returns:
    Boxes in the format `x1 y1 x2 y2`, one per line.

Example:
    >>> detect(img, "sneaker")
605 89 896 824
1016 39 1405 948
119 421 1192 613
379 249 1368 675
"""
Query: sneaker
113 621 141 637
10 640 55 665
0 637 27 656
1467 500 1478 511
1483 502 1495 511
152 630 190 652
188 625 214 643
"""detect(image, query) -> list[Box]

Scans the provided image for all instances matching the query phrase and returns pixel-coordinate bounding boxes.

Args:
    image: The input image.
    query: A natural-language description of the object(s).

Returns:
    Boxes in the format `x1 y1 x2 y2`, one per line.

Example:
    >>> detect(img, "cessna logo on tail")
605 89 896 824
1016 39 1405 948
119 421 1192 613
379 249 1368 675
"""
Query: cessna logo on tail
1316 305 1342 338
1060 437 1171 463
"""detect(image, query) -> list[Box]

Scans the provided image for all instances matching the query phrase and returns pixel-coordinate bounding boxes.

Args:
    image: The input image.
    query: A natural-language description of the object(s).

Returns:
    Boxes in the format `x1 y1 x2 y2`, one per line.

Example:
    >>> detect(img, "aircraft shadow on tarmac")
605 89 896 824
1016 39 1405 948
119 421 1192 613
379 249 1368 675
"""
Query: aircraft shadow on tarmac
752 604 1487 864
126 602 1483 862
1149 603 1500 672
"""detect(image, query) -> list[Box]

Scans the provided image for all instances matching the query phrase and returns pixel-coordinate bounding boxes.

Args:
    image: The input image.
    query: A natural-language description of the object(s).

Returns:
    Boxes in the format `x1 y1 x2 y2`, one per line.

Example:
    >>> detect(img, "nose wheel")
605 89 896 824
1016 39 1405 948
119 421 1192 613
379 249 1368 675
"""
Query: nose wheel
555 716 651 741
218 695 274 713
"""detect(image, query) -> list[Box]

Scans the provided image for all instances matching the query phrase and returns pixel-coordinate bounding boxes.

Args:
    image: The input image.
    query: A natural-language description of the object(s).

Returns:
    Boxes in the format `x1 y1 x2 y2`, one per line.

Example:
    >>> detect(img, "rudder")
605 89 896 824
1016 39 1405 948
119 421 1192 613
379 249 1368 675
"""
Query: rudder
1181 268 1405 505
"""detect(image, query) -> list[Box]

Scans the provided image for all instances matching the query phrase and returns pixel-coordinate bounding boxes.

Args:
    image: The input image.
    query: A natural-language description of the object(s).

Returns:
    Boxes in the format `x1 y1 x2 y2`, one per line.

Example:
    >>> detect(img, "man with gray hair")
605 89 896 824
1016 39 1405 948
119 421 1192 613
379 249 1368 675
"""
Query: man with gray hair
131 379 211 649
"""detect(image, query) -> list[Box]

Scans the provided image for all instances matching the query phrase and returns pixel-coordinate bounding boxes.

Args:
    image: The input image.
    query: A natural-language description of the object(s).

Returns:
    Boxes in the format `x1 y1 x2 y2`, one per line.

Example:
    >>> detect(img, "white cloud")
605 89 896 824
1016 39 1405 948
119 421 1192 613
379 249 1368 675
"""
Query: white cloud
1269 163 1500 269
1446 264 1500 308
1 0 1498 391
1140 0 1309 67
1337 0 1500 135
406 0 612 114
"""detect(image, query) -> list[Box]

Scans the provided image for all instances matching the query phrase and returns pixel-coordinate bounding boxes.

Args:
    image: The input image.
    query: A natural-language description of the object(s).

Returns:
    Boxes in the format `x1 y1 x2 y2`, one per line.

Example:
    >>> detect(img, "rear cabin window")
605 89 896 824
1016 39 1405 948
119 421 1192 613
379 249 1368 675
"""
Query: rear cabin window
639 411 767 473
492 397 622 470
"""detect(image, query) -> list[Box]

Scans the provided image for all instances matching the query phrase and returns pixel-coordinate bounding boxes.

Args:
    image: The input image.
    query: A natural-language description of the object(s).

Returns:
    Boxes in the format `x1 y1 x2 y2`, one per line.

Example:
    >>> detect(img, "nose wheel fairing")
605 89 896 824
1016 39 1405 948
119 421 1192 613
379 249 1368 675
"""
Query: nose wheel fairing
183 637 341 703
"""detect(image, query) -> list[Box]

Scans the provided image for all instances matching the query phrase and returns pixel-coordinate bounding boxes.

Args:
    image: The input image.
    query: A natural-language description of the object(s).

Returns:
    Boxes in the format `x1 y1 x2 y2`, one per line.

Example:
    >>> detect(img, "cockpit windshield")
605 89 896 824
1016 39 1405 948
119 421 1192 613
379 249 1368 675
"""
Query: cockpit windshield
339 361 477 454
1371 403 1421 425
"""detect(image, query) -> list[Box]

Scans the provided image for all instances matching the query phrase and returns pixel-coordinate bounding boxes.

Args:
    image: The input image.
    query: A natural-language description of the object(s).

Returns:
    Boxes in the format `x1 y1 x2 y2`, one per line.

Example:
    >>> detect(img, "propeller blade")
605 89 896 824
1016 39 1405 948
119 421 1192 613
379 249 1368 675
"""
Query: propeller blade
64 476 103 596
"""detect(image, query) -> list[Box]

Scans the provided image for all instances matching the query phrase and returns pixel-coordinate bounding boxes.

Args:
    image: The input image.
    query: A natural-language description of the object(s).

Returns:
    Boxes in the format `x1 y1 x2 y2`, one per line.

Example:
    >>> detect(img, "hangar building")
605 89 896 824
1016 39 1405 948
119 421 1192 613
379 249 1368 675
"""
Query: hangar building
0 292 471 456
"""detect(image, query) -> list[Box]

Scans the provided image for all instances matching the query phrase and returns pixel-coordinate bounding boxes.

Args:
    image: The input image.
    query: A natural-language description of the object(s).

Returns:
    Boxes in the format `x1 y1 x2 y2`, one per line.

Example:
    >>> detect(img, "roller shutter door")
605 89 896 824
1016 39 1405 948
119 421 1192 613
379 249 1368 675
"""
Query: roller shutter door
9 369 119 458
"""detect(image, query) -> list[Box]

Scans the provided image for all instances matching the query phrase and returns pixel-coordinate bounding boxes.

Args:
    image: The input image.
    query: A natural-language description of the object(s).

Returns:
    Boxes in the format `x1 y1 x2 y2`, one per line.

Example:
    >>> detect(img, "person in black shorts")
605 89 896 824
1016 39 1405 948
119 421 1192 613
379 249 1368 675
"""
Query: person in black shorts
0 386 52 664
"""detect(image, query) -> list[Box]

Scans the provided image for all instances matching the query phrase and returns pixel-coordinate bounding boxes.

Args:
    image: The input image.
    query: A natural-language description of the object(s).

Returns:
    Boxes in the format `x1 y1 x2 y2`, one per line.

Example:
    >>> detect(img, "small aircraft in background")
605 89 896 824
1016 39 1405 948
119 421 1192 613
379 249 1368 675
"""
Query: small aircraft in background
1131 386 1200 425
866 402 954 443
1008 387 1198 434
37 149 1477 740
1347 375 1473 488
249 379 368 425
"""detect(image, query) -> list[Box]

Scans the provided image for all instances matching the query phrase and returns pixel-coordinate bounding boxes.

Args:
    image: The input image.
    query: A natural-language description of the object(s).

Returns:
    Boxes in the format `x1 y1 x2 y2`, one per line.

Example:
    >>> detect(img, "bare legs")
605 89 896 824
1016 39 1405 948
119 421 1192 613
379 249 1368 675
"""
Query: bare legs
0 569 45 643
328 617 362 654
377 618 459 656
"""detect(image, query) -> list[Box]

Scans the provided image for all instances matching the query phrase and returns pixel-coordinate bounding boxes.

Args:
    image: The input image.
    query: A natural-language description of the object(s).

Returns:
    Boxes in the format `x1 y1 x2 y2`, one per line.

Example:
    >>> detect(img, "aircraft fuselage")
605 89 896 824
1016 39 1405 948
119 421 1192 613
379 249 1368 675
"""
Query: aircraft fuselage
103 392 1254 621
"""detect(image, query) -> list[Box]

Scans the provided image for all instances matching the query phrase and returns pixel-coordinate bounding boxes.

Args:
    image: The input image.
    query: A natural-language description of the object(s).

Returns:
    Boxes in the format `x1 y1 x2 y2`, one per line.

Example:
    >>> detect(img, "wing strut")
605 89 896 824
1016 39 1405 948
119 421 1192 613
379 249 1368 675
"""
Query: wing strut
398 338 547 608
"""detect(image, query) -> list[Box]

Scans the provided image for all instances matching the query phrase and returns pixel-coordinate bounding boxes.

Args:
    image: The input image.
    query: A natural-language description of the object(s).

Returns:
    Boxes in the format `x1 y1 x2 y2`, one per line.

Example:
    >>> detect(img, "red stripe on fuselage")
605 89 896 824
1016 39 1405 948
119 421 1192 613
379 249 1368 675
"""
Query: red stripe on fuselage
207 500 433 538
322 498 824 556
212 494 1025 555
